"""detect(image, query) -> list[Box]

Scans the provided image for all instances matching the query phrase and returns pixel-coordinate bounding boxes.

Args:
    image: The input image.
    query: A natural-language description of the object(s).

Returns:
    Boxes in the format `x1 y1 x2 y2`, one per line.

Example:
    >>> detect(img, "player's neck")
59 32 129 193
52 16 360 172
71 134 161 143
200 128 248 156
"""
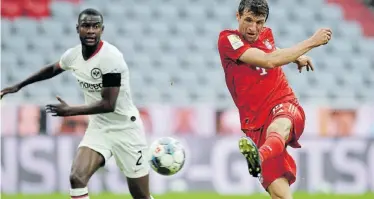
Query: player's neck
82 41 102 60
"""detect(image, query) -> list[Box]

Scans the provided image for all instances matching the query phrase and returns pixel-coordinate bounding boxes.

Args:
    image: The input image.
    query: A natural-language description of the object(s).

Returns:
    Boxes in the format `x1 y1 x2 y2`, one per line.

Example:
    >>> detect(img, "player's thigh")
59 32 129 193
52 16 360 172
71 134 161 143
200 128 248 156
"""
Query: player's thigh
71 129 112 183
70 147 106 185
112 134 150 197
266 117 292 139
112 144 149 178
110 126 150 185
267 177 293 199
267 102 305 142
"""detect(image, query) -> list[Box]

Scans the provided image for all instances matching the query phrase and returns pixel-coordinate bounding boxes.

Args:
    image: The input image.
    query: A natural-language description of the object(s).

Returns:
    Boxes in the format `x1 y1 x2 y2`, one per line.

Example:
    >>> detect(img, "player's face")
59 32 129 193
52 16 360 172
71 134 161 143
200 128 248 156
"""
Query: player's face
236 10 266 43
77 14 104 46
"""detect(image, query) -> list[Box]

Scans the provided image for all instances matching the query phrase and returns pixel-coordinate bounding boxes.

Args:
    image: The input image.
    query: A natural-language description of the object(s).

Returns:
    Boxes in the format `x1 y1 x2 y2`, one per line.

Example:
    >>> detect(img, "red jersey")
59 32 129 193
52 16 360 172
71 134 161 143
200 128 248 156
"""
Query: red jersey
217 28 297 131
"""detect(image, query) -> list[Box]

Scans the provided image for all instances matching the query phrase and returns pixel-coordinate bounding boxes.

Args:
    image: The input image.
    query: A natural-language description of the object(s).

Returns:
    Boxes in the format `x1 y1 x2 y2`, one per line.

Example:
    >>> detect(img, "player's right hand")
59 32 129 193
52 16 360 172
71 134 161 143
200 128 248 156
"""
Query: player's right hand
310 28 332 47
0 85 21 99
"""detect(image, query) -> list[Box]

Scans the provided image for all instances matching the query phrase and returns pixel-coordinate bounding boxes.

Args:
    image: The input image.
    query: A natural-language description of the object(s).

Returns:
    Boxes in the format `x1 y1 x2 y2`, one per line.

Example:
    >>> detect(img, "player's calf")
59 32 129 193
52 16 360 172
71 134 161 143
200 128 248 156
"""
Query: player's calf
69 170 90 188
259 118 291 162
70 147 105 199
268 178 293 199
127 175 153 199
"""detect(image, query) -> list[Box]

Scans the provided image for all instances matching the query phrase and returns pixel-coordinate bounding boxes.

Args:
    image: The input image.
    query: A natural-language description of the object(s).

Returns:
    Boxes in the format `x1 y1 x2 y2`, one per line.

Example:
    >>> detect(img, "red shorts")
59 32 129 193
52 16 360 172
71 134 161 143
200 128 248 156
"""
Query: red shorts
244 100 305 189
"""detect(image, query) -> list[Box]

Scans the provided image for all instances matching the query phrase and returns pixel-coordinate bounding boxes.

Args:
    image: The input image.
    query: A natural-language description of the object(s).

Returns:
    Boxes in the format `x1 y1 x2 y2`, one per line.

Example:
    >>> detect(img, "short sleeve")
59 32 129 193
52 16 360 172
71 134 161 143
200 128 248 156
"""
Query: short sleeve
100 54 126 74
218 32 251 61
58 48 74 70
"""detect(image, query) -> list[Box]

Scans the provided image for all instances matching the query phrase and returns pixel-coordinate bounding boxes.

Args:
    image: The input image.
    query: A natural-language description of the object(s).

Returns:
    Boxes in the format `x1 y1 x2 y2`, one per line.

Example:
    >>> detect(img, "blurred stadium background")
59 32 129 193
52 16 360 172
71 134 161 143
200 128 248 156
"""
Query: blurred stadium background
1 0 374 198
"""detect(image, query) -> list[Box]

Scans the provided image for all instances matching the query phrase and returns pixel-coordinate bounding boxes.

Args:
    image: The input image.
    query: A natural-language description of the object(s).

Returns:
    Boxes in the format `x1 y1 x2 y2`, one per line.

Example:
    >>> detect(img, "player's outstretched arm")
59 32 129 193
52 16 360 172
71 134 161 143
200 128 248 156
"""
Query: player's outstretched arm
275 47 314 73
67 85 119 116
0 62 64 99
239 28 332 69
46 73 120 116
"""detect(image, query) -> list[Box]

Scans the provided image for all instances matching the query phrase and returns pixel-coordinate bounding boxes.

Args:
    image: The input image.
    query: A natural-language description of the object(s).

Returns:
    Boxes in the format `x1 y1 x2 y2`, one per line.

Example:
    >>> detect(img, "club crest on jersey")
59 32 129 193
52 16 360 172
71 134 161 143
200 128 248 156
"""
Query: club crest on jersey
91 68 102 79
227 34 244 50
264 39 272 49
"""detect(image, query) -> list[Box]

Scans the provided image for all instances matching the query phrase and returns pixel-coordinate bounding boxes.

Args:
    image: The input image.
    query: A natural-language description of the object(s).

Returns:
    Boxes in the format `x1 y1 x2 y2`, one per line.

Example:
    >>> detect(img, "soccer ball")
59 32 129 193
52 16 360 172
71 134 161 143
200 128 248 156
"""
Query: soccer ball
148 137 186 176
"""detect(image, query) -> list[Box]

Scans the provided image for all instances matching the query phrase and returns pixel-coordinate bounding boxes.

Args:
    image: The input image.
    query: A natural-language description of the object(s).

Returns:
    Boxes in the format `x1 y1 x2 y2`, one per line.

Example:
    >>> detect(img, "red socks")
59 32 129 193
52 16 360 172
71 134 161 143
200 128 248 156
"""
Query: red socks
259 132 286 162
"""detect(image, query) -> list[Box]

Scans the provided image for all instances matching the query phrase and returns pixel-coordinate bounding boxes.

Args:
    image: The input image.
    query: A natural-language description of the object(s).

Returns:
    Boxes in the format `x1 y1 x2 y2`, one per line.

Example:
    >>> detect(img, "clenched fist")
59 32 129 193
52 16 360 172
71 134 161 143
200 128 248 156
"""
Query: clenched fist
310 28 332 47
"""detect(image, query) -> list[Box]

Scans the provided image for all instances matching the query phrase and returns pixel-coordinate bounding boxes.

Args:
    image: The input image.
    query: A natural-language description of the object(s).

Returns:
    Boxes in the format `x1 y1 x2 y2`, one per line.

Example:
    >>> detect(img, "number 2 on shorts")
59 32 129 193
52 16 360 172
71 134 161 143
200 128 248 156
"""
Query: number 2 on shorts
136 150 143 166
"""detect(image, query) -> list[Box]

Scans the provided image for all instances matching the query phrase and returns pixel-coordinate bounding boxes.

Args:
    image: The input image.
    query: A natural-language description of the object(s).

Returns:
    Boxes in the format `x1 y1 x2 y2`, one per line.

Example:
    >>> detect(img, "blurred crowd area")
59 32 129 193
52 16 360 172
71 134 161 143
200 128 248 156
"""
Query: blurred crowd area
1 0 374 137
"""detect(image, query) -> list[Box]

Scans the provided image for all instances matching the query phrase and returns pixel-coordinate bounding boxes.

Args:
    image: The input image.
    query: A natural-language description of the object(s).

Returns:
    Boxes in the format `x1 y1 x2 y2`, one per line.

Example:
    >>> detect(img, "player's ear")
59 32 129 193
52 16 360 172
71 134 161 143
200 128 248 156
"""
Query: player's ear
76 24 79 33
236 12 240 21
101 25 105 32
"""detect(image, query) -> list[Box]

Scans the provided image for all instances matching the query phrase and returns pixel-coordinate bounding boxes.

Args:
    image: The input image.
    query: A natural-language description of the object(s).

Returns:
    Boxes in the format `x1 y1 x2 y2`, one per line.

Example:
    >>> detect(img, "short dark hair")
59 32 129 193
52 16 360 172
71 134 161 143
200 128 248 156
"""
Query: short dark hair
238 0 269 20
78 8 104 23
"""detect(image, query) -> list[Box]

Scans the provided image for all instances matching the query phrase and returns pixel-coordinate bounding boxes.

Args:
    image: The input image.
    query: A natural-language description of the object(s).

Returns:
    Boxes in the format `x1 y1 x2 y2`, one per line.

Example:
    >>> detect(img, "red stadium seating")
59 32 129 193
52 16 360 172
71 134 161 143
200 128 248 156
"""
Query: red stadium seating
328 0 374 37
53 0 81 4
1 0 80 19
23 0 51 19
1 0 23 19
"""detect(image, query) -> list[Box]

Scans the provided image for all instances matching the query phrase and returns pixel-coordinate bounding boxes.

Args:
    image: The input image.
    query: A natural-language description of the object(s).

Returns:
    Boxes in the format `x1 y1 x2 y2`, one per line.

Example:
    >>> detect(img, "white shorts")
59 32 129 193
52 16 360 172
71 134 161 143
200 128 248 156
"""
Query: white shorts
78 118 149 178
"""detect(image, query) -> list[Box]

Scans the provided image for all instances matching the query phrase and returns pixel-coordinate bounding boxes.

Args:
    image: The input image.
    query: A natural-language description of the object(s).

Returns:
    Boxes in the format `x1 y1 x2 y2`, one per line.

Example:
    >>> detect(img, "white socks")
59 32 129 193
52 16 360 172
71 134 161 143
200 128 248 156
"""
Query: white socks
70 187 89 199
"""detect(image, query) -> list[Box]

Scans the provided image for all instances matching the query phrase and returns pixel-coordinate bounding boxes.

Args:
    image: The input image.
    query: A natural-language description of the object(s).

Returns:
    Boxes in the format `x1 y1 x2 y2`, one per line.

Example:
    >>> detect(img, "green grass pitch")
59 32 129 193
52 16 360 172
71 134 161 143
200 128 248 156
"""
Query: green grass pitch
2 192 374 199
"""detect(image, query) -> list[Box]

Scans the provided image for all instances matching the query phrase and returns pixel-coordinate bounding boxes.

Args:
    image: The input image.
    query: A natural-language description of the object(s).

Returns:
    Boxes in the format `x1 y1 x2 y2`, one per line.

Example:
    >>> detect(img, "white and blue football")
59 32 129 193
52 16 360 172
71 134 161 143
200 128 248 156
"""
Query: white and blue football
148 137 186 176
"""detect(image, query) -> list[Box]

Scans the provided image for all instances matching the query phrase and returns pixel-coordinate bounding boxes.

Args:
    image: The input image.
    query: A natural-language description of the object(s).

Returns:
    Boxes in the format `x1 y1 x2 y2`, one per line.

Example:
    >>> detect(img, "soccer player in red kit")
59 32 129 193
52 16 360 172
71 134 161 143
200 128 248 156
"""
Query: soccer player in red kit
217 0 332 198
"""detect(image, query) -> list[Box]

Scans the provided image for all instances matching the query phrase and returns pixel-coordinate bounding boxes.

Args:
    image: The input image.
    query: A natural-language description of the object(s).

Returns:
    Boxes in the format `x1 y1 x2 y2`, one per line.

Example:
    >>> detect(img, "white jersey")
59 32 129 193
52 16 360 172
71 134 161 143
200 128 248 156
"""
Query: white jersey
59 41 139 131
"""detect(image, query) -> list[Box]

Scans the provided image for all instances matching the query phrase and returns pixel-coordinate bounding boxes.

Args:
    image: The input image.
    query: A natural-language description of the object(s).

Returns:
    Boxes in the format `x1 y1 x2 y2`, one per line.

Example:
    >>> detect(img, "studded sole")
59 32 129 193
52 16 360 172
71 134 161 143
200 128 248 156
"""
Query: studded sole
238 137 261 177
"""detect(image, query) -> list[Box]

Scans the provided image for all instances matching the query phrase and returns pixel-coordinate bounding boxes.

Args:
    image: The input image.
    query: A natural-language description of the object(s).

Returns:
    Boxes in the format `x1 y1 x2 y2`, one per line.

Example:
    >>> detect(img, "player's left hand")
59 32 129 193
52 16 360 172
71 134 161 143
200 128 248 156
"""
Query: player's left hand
45 96 72 116
295 55 314 73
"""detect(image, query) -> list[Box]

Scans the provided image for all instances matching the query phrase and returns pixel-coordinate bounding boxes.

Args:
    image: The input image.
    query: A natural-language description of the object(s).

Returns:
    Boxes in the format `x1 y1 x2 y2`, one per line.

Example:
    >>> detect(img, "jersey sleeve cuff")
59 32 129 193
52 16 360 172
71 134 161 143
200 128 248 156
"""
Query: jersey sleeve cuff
57 62 65 70
233 45 251 61
56 63 62 69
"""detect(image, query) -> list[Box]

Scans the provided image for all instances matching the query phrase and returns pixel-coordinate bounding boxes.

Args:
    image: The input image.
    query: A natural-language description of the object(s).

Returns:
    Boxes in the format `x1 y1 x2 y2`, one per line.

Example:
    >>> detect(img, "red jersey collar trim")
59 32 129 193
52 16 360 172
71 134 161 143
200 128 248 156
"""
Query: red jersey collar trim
87 40 104 60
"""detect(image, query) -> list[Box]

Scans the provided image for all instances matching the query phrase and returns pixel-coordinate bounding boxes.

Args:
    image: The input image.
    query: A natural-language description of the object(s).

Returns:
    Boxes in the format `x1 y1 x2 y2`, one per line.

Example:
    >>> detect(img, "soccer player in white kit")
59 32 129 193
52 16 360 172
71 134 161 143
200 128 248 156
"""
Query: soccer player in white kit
1 9 153 199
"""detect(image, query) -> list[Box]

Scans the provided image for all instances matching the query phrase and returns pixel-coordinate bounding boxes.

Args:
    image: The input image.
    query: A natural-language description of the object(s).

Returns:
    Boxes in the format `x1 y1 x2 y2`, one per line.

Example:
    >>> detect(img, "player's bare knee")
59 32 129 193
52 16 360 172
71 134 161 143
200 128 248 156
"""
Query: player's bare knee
272 194 292 199
270 189 292 199
271 195 281 199
69 170 89 188
271 195 292 199
267 118 292 139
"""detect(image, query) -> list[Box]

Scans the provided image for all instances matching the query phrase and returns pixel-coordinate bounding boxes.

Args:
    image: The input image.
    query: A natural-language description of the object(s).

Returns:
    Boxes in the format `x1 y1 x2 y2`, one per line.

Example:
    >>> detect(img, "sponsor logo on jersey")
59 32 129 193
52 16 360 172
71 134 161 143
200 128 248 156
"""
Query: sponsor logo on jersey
77 79 102 92
91 68 102 79
227 34 244 50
